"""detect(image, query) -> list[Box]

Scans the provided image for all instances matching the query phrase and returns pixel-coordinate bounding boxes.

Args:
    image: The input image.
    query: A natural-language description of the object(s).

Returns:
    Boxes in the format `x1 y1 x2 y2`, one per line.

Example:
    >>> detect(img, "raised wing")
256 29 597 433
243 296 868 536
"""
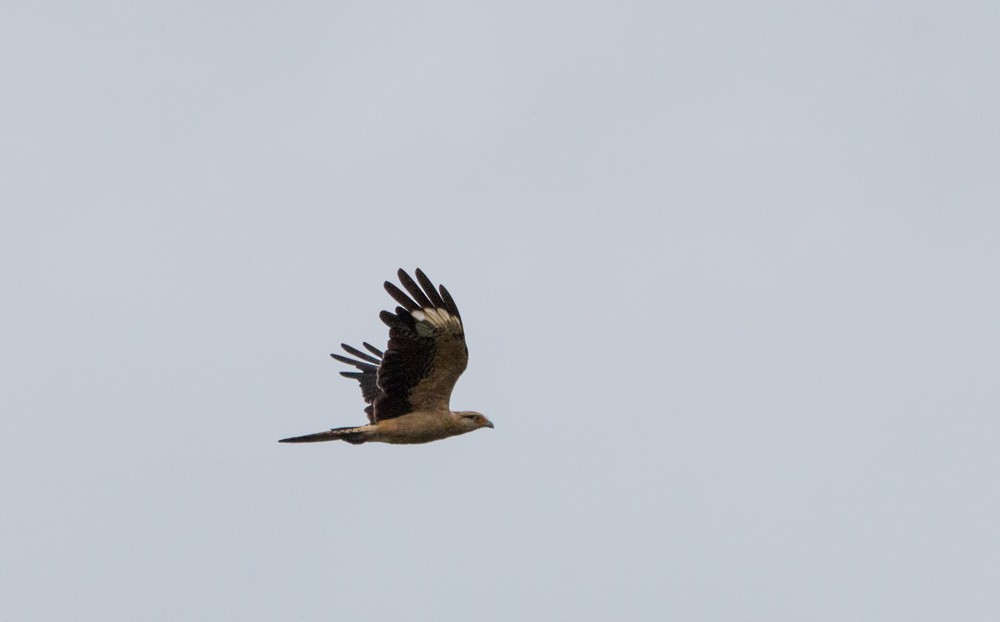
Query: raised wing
373 268 468 420
330 342 384 424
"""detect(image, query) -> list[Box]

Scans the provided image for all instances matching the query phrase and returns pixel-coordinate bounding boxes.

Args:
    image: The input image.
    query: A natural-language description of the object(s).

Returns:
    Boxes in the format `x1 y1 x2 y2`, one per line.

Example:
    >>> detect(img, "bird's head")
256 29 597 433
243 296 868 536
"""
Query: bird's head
455 411 494 432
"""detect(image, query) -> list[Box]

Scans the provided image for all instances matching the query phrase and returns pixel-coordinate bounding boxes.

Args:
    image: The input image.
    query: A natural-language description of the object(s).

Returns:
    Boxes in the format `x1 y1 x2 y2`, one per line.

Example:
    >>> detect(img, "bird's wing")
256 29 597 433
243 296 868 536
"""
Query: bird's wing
373 268 468 421
330 342 384 424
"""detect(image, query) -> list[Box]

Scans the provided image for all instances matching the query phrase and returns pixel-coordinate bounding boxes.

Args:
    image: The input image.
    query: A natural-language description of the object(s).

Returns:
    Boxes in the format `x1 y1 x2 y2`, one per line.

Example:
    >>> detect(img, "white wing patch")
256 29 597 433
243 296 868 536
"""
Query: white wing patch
412 307 462 336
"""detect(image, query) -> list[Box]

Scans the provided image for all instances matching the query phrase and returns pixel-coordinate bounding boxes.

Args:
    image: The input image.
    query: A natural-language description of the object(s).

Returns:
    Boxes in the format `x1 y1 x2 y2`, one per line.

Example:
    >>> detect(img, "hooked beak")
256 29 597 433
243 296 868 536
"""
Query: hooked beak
484 419 495 429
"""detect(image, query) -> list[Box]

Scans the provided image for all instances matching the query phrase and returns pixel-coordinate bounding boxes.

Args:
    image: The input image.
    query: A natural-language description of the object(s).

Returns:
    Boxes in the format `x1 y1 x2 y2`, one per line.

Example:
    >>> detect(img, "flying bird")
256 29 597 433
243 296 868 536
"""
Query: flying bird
279 268 493 445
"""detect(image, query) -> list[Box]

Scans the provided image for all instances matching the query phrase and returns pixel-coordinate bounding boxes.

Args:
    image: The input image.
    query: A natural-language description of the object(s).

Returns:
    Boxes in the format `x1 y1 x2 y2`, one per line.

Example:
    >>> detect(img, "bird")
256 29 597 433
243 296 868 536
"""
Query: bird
279 268 493 445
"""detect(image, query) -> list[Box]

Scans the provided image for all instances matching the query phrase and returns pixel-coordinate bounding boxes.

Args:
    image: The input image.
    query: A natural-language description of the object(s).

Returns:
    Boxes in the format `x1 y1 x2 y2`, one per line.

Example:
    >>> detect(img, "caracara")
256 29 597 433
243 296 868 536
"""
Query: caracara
279 269 492 445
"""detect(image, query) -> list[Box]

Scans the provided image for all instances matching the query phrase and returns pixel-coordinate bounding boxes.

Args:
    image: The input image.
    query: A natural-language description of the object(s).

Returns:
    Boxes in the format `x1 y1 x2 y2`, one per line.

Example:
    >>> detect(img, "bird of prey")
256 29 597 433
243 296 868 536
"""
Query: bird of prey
279 268 493 445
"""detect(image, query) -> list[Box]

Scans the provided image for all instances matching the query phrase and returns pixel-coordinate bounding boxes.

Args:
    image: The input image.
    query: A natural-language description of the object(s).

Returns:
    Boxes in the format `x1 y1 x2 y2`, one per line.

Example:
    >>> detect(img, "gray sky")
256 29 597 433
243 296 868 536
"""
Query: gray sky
3 2 999 620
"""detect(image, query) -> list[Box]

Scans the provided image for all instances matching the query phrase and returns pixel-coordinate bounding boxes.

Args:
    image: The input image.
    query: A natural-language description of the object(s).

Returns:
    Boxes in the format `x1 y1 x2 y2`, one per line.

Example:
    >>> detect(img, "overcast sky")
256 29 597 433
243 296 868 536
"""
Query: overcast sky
3 2 999 620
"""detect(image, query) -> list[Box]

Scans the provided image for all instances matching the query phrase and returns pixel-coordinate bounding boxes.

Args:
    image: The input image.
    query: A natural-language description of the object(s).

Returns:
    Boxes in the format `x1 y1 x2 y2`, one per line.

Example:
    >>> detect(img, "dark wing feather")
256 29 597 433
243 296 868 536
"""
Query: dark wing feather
415 269 446 308
330 342 384 423
371 269 469 420
397 269 435 309
438 284 462 321
340 343 381 365
384 282 420 312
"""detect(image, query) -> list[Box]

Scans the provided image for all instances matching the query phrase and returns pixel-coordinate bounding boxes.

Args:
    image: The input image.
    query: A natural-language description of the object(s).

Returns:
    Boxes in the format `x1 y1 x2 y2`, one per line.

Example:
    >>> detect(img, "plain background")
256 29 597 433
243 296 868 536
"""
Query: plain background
3 2 998 620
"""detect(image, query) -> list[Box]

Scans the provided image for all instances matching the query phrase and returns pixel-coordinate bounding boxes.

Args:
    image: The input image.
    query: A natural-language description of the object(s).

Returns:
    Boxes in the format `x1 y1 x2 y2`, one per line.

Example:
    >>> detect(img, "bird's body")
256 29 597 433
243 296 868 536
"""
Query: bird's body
279 269 492 445
281 410 487 445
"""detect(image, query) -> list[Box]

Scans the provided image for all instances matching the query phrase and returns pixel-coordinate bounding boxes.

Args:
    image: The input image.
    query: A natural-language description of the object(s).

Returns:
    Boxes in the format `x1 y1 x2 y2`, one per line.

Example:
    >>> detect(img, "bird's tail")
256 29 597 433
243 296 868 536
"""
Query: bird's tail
278 426 371 445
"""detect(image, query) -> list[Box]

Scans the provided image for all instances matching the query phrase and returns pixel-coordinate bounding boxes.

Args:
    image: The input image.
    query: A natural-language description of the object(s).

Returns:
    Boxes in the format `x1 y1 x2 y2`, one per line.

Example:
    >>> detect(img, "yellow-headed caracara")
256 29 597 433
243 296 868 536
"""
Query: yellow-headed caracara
279 269 492 445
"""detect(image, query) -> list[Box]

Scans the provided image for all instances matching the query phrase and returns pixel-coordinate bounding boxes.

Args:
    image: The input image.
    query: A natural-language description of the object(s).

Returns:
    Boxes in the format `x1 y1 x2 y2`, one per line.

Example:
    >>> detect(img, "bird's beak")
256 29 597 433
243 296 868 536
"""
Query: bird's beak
484 419 495 429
